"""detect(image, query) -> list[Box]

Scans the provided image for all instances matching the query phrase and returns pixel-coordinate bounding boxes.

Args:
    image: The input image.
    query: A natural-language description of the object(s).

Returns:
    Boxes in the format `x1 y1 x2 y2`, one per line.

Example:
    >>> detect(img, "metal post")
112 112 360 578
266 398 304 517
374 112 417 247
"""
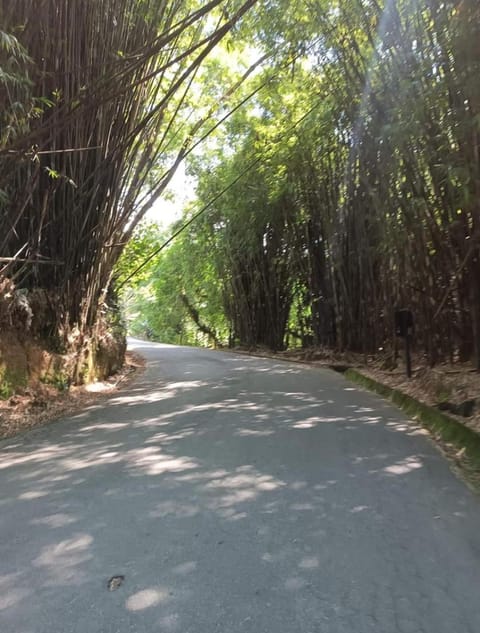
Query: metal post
405 333 412 378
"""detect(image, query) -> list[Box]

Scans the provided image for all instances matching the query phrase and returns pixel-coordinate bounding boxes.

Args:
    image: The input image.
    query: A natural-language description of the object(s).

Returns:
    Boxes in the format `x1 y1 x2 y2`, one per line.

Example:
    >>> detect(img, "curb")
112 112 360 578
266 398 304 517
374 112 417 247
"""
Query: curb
345 368 480 469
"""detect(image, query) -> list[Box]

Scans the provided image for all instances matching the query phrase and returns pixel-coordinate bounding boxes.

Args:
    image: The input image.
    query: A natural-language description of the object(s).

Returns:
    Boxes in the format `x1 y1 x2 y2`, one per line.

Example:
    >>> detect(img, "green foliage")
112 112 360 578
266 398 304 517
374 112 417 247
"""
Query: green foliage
0 0 260 368
123 0 480 364
40 372 70 392
3 0 476 365
0 378 13 400
0 366 27 399
116 220 228 346
115 222 165 290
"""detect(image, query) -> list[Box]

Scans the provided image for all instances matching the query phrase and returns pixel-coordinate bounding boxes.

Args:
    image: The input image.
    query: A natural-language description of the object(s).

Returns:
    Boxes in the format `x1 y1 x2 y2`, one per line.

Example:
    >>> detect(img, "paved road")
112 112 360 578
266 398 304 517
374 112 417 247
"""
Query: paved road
1 340 480 633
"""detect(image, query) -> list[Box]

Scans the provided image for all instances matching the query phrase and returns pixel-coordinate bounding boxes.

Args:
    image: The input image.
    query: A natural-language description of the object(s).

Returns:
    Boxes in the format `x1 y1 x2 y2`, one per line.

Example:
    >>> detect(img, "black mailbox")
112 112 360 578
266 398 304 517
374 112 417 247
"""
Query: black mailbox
395 309 413 338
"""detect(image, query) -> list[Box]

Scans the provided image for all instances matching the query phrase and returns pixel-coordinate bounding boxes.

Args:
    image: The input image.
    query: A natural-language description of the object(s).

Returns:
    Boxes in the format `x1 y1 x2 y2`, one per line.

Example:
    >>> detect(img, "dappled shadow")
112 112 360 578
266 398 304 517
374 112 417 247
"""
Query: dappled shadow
1 345 480 632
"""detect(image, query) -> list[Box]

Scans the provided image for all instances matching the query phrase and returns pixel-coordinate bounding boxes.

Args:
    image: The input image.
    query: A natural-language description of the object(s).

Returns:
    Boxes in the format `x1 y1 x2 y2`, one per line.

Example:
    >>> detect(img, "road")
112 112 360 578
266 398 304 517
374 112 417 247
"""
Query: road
1 340 480 633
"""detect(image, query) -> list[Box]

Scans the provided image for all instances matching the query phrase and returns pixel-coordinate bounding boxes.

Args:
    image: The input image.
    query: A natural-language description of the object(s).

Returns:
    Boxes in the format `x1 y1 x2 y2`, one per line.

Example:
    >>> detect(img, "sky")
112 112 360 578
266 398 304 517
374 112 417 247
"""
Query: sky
145 163 196 228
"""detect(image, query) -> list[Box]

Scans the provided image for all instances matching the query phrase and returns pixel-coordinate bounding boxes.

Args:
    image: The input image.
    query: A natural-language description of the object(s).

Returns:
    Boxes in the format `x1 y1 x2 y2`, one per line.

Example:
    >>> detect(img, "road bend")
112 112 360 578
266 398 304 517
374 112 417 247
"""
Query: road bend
1 339 480 632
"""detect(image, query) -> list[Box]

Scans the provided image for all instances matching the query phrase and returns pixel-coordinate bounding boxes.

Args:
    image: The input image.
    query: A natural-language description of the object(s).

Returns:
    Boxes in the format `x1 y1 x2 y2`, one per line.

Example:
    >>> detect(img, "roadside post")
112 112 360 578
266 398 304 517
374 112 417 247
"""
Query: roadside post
395 309 414 378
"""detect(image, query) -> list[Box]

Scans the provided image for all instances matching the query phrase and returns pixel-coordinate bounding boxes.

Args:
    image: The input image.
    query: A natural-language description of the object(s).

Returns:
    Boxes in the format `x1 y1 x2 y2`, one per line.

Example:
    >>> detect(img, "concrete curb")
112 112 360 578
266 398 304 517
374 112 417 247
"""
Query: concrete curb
345 368 480 469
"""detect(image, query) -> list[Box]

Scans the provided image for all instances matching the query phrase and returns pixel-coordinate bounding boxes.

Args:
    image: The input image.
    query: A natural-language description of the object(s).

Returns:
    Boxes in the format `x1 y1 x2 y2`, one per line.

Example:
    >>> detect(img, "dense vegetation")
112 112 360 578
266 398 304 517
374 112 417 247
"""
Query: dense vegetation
120 0 480 369
0 0 258 378
1 0 479 378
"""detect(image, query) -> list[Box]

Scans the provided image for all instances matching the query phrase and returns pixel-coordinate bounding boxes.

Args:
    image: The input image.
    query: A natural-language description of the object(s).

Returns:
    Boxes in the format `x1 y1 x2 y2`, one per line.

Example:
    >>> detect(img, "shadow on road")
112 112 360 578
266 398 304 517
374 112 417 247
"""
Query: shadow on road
1 348 479 632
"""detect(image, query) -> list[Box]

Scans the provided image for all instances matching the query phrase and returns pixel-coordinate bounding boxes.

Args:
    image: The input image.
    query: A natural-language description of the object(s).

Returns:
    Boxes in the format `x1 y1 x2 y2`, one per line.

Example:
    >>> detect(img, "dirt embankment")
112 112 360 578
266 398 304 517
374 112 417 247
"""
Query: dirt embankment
0 349 144 441
0 328 126 395
0 277 135 439
0 277 126 387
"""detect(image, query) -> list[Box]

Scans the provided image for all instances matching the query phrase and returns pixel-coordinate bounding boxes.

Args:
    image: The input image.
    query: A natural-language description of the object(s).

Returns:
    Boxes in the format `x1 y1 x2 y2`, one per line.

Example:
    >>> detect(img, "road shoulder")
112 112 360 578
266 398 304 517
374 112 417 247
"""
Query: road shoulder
0 351 145 442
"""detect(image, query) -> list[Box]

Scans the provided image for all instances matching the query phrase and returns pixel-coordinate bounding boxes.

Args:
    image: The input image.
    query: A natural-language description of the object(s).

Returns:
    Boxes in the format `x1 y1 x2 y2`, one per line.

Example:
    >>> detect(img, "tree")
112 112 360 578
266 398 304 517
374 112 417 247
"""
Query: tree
0 0 258 378
121 0 480 368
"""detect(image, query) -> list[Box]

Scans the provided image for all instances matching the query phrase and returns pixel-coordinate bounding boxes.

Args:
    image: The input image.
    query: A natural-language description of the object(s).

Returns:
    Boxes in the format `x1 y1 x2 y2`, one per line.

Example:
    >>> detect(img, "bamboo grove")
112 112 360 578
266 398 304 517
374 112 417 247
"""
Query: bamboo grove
0 0 258 376
120 0 480 369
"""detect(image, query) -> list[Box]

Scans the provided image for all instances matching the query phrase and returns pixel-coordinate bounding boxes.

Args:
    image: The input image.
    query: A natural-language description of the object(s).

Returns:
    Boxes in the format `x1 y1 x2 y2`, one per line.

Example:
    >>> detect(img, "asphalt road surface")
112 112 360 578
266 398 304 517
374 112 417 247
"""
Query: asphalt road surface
1 339 480 633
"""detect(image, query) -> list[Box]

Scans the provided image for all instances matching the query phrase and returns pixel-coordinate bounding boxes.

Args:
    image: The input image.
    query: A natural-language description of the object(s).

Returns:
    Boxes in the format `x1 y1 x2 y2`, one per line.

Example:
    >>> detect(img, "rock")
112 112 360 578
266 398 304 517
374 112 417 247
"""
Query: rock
435 399 476 417
107 575 125 591
436 402 452 412
454 399 476 417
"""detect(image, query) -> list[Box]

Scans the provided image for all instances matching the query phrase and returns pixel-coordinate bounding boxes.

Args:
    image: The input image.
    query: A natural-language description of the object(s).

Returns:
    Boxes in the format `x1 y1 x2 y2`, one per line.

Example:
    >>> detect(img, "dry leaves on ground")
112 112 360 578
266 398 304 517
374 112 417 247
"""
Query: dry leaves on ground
0 351 145 441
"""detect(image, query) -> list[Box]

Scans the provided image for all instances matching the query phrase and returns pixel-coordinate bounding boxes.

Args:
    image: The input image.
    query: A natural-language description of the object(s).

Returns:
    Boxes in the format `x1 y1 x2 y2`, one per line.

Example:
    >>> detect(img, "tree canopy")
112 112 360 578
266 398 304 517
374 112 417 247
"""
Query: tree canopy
2 0 480 371
0 0 259 363
119 0 480 370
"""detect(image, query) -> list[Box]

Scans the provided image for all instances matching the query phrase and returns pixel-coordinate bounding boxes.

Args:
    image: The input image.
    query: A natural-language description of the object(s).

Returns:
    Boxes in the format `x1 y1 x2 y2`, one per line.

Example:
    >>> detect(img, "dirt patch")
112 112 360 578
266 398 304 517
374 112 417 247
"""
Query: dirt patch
0 351 145 441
